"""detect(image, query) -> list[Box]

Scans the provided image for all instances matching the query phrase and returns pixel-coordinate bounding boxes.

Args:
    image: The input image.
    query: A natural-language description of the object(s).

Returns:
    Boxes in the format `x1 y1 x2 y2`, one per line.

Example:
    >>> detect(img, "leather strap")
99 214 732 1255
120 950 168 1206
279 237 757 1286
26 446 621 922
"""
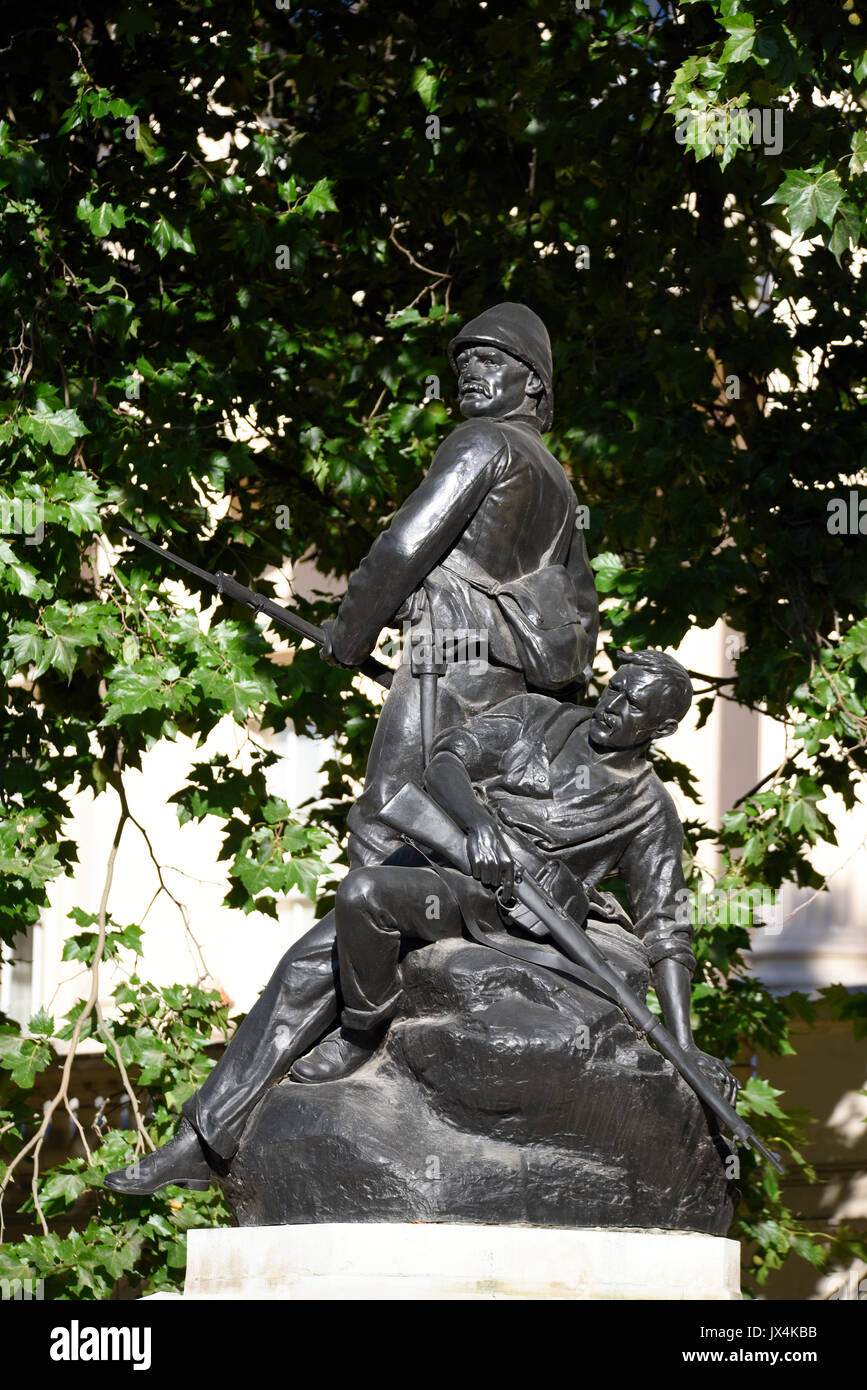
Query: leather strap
410 842 621 1010
461 909 620 1010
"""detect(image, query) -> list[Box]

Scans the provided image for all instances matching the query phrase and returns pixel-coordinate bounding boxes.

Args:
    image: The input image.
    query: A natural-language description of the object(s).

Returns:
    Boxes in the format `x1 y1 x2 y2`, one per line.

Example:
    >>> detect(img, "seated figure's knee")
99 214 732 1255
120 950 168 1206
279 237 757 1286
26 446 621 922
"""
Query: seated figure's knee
336 867 381 918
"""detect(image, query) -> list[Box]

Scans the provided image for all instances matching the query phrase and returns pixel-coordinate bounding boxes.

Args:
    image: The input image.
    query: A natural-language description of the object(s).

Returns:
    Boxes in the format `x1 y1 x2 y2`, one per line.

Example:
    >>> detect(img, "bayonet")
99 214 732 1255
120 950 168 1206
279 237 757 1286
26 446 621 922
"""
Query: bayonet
118 523 393 689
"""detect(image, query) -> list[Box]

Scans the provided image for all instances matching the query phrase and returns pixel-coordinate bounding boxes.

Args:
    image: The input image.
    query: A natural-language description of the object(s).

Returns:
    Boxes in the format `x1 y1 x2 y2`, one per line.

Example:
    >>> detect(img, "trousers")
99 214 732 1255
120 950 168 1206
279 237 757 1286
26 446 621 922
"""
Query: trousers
336 865 462 1029
183 855 462 1159
183 908 344 1159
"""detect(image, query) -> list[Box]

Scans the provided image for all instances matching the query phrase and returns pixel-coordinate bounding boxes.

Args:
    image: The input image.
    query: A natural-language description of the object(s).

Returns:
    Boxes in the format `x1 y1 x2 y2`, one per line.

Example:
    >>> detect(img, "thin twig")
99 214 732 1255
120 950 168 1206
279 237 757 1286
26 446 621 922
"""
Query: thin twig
96 1006 154 1155
116 778 215 985
388 223 451 280
686 669 738 687
363 387 388 423
781 832 867 926
0 802 128 1240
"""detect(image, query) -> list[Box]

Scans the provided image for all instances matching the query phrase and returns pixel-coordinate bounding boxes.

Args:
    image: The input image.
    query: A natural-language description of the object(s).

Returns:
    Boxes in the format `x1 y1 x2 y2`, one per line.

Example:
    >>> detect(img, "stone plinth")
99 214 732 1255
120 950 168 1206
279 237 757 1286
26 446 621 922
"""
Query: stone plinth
174 1223 741 1300
224 936 738 1234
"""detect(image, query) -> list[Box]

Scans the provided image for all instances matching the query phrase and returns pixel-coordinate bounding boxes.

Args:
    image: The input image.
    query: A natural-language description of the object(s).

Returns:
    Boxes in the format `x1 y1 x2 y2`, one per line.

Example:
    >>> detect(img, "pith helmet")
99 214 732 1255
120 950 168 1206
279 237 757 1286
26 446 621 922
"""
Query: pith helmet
448 302 554 430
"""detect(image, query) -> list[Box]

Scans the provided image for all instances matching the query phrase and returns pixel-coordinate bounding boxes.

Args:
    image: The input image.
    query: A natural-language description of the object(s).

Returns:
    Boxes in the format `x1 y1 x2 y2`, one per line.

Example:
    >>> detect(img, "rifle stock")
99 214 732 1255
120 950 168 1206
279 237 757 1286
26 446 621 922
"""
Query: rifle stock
379 781 785 1175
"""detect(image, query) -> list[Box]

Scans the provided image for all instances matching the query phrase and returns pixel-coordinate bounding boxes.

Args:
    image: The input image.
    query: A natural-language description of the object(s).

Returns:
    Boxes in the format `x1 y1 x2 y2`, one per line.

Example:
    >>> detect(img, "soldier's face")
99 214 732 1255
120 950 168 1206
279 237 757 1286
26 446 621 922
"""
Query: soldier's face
589 667 672 749
456 346 532 418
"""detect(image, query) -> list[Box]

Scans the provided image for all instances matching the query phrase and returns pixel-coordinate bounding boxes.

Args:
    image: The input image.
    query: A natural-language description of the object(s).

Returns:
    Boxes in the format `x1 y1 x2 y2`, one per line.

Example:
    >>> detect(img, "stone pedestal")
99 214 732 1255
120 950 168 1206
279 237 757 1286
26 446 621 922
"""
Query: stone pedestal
225 937 738 1235
166 1224 741 1300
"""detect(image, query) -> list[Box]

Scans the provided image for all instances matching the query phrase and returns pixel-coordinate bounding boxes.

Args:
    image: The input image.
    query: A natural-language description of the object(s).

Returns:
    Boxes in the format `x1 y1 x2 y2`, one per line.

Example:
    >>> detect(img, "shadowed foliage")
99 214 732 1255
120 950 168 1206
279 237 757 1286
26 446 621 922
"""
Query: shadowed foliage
0 0 865 1295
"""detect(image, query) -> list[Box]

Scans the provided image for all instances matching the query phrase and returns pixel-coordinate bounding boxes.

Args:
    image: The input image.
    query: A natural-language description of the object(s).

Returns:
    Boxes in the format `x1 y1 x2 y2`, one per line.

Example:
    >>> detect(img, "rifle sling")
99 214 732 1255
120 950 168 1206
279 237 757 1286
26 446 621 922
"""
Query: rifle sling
462 912 621 1011
410 843 621 1010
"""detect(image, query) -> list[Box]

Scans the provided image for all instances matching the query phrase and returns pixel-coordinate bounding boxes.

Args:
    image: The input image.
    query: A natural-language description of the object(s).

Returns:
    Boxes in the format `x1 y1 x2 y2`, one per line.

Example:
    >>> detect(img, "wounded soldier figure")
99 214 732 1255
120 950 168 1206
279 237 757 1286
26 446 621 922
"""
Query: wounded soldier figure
105 647 736 1195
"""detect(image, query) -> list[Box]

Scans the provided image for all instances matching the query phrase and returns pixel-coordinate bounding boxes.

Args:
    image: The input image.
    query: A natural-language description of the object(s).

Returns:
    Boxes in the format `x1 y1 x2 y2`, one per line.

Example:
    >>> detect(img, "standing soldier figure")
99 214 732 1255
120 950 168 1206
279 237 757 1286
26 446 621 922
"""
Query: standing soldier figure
105 301 600 1191
323 301 599 865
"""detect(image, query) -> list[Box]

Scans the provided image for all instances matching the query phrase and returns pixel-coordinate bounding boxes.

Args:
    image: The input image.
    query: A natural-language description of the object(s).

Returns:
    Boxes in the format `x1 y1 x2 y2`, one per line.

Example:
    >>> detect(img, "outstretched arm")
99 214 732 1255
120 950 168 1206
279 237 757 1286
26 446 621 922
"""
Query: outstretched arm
653 959 739 1106
622 808 740 1106
325 424 506 666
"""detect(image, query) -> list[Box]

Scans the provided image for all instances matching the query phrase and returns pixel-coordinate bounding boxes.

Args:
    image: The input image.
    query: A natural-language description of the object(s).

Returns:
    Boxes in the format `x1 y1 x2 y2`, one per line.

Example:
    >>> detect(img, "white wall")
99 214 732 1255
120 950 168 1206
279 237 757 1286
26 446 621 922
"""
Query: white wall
1 718 331 1045
666 623 867 992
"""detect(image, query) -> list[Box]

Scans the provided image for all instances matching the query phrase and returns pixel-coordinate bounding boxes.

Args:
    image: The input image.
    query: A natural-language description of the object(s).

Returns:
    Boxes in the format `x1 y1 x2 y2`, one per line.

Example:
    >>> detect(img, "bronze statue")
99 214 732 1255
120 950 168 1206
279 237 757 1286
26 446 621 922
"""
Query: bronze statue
104 310 767 1218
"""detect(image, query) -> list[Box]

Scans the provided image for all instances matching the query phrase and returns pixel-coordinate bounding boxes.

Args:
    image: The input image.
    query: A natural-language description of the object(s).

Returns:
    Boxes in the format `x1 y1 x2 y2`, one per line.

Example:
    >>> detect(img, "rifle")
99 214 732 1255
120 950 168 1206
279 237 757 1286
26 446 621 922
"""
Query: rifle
379 780 785 1175
118 524 393 689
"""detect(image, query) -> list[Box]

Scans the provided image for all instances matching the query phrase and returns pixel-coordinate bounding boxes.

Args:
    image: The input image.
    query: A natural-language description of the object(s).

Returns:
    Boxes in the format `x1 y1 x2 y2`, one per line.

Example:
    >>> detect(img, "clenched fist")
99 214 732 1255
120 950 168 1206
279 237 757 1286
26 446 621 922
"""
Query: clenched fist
689 1047 741 1108
466 818 516 901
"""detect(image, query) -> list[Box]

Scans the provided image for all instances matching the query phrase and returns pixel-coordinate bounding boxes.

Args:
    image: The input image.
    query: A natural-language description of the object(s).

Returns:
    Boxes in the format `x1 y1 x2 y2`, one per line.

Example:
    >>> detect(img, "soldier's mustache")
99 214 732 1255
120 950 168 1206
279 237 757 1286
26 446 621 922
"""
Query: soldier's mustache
460 379 491 396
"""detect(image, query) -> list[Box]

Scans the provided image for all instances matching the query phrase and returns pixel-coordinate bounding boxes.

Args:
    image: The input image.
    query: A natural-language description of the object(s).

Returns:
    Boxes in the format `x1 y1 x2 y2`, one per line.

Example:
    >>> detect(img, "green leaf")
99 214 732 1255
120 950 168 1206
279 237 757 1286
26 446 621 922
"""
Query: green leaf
302 178 338 217
21 407 88 455
7 629 42 667
738 1076 786 1119
114 923 145 954
590 551 624 594
850 130 867 177
781 799 805 833
39 1170 88 1207
151 216 196 257
28 1008 55 1036
828 200 863 261
765 166 846 239
65 485 102 535
411 66 438 111
166 1239 187 1268
68 907 98 929
41 633 81 681
62 933 99 964
102 660 183 722
0 1036 52 1089
89 201 127 237
58 100 84 135
720 16 755 65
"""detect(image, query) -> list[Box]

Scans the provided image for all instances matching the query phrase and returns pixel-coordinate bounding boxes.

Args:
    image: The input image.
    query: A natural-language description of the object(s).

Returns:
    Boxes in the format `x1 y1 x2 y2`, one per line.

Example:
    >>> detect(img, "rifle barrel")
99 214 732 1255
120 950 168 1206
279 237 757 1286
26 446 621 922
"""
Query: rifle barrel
118 523 393 688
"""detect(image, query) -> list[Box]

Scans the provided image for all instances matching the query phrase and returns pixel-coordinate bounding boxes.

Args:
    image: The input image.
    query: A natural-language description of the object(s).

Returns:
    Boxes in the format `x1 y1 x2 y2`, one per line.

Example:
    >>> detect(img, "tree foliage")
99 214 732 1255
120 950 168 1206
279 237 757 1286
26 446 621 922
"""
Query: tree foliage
1 0 866 1295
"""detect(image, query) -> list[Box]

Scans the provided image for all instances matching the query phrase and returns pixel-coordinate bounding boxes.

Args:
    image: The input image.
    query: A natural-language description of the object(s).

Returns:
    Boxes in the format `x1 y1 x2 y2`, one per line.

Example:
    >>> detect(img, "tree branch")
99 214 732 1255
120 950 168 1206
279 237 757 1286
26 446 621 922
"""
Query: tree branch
0 800 128 1240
